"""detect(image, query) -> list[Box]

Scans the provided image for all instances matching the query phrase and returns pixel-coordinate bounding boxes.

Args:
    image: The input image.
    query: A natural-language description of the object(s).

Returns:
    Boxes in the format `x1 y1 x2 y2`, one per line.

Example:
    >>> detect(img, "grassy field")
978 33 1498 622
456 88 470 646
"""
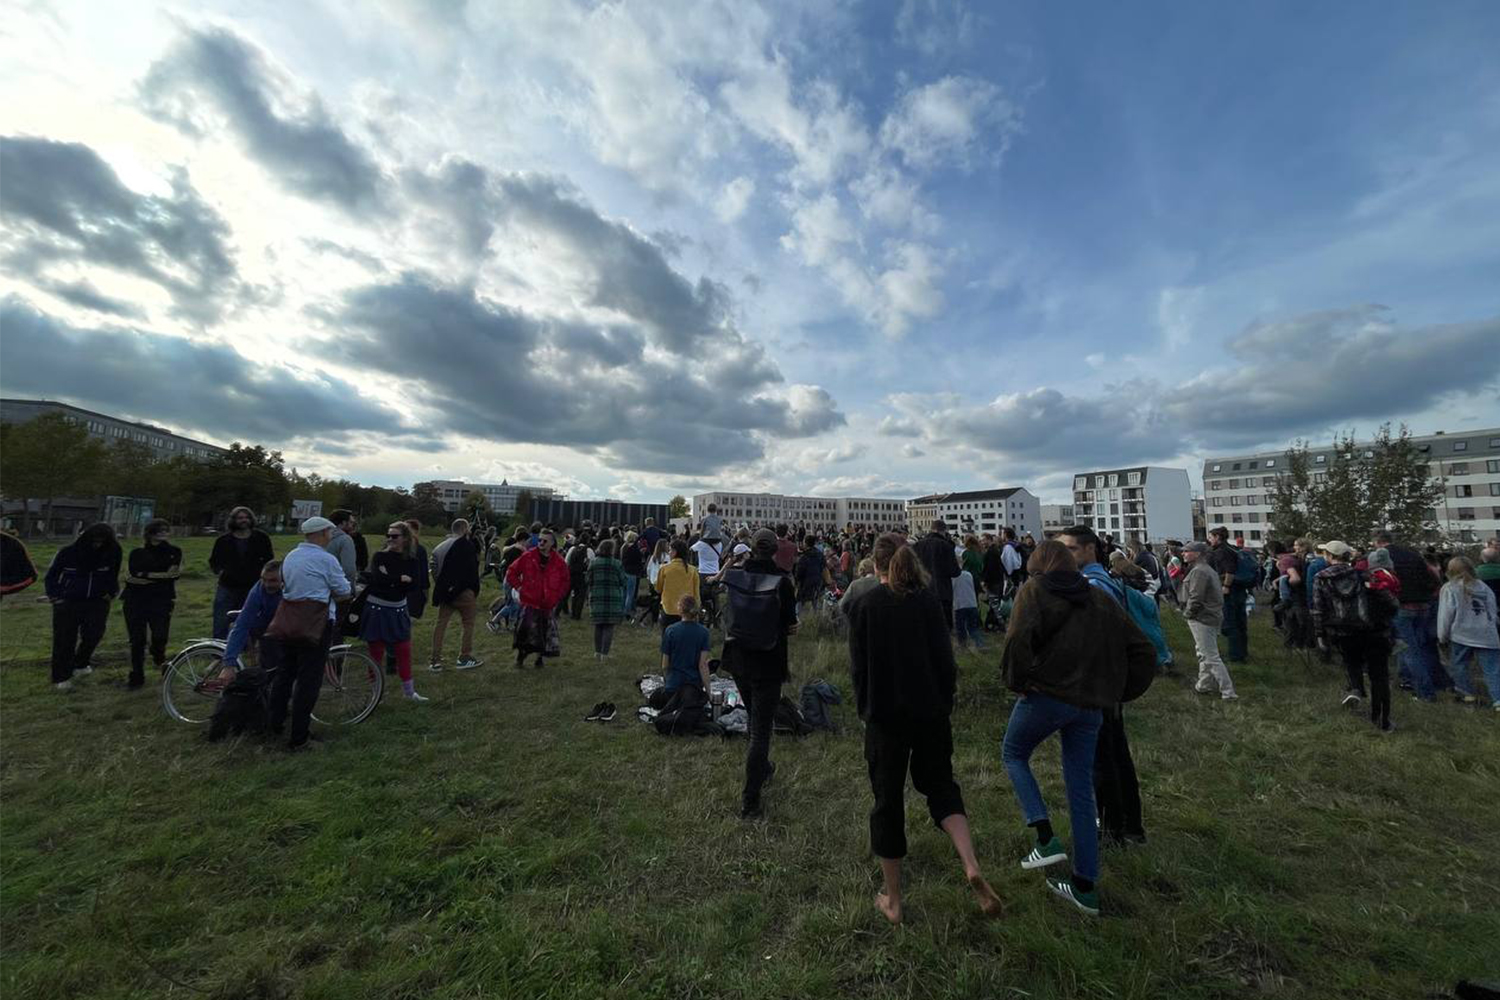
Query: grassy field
2 534 1497 1000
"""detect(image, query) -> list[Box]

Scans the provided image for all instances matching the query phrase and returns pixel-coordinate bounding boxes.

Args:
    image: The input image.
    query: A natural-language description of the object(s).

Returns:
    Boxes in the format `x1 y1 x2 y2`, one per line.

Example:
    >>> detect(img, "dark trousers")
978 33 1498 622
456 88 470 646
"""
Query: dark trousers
733 672 782 807
940 600 954 633
123 598 173 677
51 598 110 683
593 623 616 655
1283 603 1313 648
865 716 965 859
1337 633 1392 726
569 578 588 620
267 624 333 747
1094 706 1145 840
1222 584 1249 661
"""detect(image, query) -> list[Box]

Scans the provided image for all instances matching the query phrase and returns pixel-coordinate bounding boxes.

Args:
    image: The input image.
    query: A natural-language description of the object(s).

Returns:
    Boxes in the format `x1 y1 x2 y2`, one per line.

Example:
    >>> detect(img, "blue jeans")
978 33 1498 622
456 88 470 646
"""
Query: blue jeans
623 575 639 620
1001 693 1103 881
212 583 250 640
954 607 983 648
1394 605 1441 700
1449 643 1500 703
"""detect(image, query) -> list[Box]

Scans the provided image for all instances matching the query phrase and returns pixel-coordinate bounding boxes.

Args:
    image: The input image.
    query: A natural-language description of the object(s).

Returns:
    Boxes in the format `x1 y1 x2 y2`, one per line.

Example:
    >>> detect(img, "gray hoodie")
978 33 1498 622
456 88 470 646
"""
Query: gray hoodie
326 526 358 589
1182 559 1224 628
1437 578 1500 649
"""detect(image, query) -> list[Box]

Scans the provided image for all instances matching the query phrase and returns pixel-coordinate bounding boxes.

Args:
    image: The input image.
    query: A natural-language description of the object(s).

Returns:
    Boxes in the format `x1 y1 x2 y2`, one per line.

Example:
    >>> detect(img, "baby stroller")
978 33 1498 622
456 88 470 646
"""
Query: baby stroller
983 593 1013 634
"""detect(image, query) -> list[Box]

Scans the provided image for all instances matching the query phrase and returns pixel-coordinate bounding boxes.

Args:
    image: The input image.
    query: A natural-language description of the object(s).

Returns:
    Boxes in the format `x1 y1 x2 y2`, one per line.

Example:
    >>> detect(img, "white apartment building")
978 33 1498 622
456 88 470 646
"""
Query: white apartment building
419 479 557 515
690 492 907 532
905 488 1041 538
1040 504 1076 536
1201 427 1500 545
1071 467 1192 546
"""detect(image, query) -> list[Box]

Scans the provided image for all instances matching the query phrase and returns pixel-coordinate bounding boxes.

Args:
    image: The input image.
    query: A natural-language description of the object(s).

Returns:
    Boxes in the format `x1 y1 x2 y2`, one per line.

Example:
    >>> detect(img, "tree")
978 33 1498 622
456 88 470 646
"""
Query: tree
408 482 449 525
668 495 689 519
1268 443 1313 542
462 489 493 526
512 489 535 523
187 443 293 528
1365 424 1443 541
0 414 109 536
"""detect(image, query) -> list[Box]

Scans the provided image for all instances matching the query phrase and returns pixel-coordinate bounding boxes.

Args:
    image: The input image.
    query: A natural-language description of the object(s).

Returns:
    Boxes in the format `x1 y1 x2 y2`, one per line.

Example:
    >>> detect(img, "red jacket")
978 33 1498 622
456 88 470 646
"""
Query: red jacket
506 547 570 610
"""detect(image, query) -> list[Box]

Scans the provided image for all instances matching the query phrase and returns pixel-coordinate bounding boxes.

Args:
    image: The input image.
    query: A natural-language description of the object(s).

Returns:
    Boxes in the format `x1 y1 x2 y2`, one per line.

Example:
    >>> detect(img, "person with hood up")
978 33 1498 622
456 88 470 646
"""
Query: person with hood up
45 523 123 691
1312 541 1399 731
1437 556 1500 710
999 540 1157 917
506 529 571 668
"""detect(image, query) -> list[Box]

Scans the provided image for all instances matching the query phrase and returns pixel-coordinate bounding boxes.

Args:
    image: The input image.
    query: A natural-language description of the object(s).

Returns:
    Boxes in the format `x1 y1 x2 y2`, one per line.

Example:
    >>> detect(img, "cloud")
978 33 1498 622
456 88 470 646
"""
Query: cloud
0 135 240 325
32 277 146 320
879 75 1020 172
0 297 413 444
894 0 978 57
716 176 755 222
139 25 385 212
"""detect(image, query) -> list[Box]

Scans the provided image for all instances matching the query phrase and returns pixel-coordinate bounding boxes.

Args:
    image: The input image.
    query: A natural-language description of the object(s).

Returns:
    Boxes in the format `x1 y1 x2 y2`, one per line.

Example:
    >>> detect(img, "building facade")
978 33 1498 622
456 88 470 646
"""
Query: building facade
1 397 227 461
1070 467 1192 546
417 479 557 516
1201 427 1500 545
905 488 1041 538
690 492 907 533
531 498 671 531
1040 504 1076 537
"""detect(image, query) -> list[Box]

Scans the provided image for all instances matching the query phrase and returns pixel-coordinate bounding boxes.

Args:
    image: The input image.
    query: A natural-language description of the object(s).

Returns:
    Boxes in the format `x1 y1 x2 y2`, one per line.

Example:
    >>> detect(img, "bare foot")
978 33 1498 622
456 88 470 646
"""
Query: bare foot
968 873 1003 918
875 891 902 925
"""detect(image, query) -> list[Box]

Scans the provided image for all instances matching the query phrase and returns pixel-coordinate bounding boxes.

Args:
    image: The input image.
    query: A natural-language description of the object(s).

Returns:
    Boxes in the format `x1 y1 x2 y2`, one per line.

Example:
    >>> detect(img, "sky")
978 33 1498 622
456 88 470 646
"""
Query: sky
2 0 1498 505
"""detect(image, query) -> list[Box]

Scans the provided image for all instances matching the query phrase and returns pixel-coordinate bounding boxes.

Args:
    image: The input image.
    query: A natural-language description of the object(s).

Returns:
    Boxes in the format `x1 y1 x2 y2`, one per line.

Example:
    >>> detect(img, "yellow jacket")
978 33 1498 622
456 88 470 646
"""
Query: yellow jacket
655 560 700 618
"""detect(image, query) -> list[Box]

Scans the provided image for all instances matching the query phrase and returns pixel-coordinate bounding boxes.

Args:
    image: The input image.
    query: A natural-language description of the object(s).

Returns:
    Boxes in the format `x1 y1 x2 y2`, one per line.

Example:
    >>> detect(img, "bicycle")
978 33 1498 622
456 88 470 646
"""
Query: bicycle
160 612 383 728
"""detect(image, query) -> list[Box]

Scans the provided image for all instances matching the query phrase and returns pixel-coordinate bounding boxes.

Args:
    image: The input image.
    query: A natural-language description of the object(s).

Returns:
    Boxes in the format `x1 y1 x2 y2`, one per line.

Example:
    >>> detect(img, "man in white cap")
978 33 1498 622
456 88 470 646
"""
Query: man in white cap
267 516 352 751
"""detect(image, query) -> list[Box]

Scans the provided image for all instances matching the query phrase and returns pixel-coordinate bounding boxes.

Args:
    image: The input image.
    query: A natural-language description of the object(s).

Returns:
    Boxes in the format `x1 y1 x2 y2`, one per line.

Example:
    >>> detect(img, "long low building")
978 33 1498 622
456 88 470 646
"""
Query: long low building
0 397 227 461
415 479 557 515
1202 427 1500 544
530 497 672 531
906 488 1041 538
691 492 907 533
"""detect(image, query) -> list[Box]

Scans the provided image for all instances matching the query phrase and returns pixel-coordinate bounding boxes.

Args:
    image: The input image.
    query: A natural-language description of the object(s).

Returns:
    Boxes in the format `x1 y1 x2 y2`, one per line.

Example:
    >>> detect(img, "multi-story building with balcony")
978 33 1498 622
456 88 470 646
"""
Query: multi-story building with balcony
1201 427 1500 545
1070 467 1192 546
905 488 1041 538
1040 503 1076 537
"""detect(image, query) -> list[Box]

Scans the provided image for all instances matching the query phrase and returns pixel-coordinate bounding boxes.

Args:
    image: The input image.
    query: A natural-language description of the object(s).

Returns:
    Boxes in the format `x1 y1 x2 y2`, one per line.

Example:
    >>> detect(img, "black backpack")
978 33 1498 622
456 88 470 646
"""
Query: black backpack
207 667 270 741
721 569 783 651
772 696 814 735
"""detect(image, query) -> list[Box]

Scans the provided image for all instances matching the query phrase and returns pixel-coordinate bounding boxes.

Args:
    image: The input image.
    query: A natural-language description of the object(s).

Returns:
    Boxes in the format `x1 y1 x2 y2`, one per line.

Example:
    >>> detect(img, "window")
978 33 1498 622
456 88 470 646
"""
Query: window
1127 472 1140 485
1108 474 1119 487
1210 481 1223 491
1490 483 1500 496
1250 530 1262 541
1228 478 1240 489
1493 507 1500 520
1314 472 1328 483
1315 454 1326 464
1211 497 1223 508
1075 477 1087 490
1230 496 1241 506
1488 460 1500 474
1231 514 1244 524
1455 485 1473 498
1265 459 1276 468
1211 464 1222 473
1248 461 1259 470
1232 463 1242 471
1453 441 1468 451
1244 495 1258 505
1449 463 1470 475
1491 438 1500 448
1458 508 1476 521
1248 512 1261 522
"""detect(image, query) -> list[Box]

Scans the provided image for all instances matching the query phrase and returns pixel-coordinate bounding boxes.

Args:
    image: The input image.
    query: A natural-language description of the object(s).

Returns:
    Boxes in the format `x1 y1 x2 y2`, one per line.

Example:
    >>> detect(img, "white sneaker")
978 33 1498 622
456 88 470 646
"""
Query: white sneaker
54 680 73 692
73 665 94 677
428 661 444 673
404 690 431 702
454 656 484 671
1221 692 1239 701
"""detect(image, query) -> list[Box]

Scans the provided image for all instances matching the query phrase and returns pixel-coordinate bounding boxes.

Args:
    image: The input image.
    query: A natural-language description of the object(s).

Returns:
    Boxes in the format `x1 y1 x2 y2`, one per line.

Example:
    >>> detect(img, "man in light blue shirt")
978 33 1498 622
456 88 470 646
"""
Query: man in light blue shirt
268 517 352 750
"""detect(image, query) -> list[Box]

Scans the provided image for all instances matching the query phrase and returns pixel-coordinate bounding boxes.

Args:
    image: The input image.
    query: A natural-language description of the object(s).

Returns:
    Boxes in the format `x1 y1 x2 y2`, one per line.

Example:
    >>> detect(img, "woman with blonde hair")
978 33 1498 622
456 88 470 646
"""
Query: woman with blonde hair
364 521 428 701
1437 556 1500 709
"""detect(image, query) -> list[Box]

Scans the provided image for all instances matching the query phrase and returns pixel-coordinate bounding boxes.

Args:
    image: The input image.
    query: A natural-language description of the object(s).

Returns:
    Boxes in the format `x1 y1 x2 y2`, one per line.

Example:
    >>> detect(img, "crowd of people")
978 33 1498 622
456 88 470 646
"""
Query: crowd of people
4 501 1498 917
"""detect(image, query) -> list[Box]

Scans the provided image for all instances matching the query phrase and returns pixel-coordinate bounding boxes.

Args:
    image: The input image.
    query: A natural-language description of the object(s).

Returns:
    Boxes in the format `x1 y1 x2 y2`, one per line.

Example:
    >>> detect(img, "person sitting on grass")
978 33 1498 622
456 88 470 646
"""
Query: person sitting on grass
846 533 1003 925
653 594 712 709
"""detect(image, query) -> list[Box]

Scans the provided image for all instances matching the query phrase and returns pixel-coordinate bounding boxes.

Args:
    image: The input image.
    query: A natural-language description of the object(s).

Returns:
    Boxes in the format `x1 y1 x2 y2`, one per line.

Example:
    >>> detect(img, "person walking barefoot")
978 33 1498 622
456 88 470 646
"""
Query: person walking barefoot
847 533 1003 924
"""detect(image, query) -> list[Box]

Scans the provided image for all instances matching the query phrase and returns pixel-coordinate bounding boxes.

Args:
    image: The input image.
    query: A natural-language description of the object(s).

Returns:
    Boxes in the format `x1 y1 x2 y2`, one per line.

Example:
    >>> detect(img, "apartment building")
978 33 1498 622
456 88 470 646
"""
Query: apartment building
1071 467 1192 546
1040 504 1076 537
690 492 907 532
417 479 557 515
1201 427 1500 544
905 488 1041 538
1 397 226 461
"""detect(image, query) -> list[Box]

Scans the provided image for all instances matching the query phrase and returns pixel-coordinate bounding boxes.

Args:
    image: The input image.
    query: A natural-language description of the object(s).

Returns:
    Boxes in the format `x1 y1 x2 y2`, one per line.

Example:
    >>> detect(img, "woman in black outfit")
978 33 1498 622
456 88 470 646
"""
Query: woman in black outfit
363 522 428 702
121 519 182 688
846 533 1003 924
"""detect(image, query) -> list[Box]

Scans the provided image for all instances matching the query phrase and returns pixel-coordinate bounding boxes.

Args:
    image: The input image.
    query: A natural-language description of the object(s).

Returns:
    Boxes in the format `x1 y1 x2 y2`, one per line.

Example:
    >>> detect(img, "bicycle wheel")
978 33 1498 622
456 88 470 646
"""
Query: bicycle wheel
161 642 230 725
312 647 383 725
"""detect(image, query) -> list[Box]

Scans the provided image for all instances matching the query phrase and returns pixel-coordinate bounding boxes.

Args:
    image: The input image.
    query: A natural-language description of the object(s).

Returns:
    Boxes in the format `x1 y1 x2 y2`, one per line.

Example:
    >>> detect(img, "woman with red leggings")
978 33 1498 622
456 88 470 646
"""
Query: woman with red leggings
364 522 429 702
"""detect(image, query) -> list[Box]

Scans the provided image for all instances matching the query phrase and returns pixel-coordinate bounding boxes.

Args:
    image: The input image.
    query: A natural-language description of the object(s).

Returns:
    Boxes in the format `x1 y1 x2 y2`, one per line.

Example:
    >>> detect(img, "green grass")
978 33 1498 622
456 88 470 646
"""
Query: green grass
2 535 1497 999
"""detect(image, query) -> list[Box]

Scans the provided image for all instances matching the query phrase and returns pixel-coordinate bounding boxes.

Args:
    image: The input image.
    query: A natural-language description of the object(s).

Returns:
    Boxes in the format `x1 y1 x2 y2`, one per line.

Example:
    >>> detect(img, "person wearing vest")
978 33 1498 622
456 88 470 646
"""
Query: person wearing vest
720 528 798 820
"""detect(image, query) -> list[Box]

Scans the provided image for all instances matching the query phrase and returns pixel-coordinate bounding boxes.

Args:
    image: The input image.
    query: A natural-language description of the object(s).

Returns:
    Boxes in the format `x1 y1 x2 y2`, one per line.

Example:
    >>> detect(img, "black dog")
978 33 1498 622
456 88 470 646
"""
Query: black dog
207 667 270 741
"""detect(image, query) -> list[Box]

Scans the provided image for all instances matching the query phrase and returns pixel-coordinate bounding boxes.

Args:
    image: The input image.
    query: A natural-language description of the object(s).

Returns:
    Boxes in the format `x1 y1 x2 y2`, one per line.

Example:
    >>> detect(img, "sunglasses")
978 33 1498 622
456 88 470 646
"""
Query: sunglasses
386 533 404 539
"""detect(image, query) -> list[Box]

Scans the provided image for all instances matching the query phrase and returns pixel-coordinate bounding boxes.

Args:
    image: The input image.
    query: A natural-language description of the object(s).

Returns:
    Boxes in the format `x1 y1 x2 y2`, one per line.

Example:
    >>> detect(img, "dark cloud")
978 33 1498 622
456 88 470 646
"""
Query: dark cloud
0 297 412 446
329 273 843 474
302 238 387 273
32 278 146 320
0 135 238 324
139 26 384 212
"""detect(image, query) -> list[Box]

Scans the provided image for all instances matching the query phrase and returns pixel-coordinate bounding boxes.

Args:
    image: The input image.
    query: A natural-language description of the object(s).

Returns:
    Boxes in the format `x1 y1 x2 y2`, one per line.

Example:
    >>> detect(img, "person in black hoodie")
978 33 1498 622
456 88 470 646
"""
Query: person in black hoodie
208 507 274 639
720 528 799 819
0 529 39 599
848 533 1002 925
913 519 960 631
44 523 122 690
121 519 182 689
999 539 1156 917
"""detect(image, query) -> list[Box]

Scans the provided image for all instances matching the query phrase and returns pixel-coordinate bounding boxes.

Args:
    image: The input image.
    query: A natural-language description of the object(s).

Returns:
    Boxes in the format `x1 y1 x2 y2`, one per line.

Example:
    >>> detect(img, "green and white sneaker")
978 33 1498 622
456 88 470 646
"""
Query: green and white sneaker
1047 877 1100 916
1021 837 1068 870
